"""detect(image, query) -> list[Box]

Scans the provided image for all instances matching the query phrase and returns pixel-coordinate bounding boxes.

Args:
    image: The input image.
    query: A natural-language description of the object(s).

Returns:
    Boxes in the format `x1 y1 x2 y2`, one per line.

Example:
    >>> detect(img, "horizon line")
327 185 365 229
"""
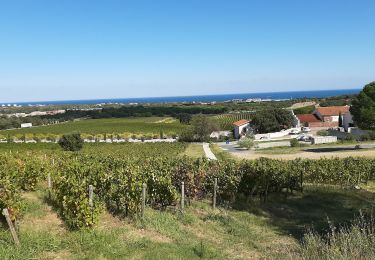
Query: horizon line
0 88 361 105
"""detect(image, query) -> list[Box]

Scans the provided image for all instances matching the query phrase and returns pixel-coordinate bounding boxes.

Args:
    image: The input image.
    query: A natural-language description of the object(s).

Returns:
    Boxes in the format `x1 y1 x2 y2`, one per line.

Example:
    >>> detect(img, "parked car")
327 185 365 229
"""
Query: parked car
297 135 311 142
289 129 301 135
302 127 311 132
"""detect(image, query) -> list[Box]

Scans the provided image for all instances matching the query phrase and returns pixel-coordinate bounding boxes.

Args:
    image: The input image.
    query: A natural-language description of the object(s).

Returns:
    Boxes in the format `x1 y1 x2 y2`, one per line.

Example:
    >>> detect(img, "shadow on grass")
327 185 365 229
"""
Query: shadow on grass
232 185 375 240
303 147 362 153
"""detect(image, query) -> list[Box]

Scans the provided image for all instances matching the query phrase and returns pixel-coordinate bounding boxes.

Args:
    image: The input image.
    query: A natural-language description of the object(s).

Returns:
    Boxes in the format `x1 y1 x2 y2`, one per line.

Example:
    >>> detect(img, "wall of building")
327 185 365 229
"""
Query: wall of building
308 121 338 128
312 136 337 144
234 124 249 139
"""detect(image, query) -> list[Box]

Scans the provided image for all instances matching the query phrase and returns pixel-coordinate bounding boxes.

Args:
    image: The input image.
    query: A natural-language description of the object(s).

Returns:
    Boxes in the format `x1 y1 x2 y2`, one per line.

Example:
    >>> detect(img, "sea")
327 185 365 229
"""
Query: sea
3 88 361 106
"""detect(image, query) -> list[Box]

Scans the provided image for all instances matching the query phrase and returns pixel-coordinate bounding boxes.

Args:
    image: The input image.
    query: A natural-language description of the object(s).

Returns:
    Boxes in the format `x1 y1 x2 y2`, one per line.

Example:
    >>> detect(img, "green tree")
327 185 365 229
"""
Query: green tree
338 112 343 127
251 109 294 133
176 113 192 124
238 137 255 149
58 133 84 151
350 82 375 130
179 115 218 142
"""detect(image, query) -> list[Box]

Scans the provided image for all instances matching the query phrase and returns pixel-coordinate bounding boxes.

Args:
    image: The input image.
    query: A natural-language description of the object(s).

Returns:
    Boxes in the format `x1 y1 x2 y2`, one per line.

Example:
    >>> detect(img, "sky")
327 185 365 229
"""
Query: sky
0 0 374 102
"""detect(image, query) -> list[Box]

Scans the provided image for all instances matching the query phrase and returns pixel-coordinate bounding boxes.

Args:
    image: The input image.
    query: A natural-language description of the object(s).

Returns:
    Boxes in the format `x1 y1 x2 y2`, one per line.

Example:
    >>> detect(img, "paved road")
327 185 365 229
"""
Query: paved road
218 141 375 160
203 143 217 160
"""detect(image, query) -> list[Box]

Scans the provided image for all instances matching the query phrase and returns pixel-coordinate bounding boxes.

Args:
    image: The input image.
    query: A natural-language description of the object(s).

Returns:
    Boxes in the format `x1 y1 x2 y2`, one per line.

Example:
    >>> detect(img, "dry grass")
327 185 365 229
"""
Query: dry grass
234 148 375 160
181 143 205 158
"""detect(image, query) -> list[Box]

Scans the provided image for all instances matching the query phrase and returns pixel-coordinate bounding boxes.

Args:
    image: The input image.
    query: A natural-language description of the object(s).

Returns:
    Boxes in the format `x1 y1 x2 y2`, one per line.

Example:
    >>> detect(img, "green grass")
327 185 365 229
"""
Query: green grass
2 185 375 259
209 143 234 160
0 117 186 137
182 143 205 158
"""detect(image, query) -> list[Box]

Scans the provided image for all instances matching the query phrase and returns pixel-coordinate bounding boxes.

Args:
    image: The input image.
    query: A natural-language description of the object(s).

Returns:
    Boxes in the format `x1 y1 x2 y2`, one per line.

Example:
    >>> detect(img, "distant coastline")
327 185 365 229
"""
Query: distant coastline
1 88 361 106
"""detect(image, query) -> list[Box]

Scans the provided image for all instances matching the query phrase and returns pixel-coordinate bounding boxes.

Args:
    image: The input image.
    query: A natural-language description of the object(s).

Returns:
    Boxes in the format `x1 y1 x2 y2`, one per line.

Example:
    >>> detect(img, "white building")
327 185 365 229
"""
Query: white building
21 123 32 128
233 119 251 139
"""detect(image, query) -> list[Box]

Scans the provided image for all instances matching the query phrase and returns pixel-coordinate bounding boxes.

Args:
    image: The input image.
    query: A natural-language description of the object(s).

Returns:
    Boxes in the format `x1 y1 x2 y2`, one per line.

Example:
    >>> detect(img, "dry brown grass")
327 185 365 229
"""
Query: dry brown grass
233 149 375 160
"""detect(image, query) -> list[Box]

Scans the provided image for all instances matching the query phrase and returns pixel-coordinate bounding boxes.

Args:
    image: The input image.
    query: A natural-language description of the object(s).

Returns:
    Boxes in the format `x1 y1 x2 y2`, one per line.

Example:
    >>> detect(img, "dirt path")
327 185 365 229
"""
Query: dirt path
203 143 217 160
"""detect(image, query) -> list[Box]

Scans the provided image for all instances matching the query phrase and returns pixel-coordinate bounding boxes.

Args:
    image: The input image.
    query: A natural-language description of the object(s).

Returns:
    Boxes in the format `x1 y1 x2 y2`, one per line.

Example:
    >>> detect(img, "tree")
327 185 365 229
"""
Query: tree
58 133 84 151
179 114 218 142
176 113 192 124
251 109 294 133
350 82 375 130
238 137 254 149
338 112 343 127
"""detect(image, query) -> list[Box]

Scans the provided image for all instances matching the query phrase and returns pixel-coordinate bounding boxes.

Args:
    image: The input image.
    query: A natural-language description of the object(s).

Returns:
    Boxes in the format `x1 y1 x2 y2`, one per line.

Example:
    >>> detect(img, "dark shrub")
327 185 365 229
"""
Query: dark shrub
58 133 84 151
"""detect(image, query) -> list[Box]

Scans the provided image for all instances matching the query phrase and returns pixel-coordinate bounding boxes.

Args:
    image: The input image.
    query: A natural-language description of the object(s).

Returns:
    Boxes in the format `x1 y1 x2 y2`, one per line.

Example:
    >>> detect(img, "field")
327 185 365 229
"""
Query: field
2 143 375 259
212 113 252 130
0 117 186 138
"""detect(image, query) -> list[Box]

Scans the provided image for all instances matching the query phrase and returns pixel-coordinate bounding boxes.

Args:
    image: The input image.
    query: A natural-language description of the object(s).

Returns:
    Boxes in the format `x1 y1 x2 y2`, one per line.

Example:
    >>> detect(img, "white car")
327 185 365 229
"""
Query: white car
289 129 301 135
297 135 311 142
302 127 311 132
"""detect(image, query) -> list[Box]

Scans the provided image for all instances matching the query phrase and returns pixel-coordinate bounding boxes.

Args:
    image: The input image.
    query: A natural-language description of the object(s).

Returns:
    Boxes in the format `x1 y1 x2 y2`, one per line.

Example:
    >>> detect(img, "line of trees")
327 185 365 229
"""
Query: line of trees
42 105 229 122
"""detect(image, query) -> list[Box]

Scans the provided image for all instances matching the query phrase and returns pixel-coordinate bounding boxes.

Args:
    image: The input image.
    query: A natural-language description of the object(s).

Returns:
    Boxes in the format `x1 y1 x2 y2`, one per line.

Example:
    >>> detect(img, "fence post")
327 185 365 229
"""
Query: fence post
2 209 20 247
88 185 94 223
300 170 303 193
141 183 147 219
47 172 52 199
181 182 185 211
88 185 94 208
213 178 218 209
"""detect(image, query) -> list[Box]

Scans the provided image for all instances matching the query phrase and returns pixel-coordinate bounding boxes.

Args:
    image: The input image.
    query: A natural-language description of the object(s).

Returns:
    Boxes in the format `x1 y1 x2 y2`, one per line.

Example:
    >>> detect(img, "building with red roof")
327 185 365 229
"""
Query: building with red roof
233 119 251 139
295 105 353 129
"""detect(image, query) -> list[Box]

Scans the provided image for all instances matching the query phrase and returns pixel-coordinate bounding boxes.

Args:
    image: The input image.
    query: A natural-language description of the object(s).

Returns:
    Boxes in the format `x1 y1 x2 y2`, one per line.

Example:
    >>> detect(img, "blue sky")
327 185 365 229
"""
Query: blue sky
0 0 374 102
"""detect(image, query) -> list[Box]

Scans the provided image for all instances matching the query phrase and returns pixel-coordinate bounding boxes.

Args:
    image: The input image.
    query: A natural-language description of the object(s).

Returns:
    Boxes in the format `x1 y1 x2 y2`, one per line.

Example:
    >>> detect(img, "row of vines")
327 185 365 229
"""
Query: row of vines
1 151 375 229
212 112 253 130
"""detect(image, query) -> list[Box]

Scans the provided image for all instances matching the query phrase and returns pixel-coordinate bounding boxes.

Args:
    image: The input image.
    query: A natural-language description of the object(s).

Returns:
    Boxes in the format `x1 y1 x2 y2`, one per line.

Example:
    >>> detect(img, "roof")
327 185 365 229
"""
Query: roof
296 114 321 123
315 106 350 116
233 119 250 127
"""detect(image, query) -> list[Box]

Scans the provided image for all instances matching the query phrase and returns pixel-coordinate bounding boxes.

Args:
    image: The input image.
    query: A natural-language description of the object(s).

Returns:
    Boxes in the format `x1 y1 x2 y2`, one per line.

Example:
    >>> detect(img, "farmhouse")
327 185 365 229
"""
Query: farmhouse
314 106 350 122
314 106 353 129
296 105 353 130
233 119 251 139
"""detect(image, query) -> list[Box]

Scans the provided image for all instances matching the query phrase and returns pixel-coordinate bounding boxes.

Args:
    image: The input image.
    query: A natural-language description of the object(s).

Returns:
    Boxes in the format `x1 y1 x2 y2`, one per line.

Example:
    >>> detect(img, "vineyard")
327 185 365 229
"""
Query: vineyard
2 150 375 230
1 139 375 258
212 112 253 130
0 117 186 139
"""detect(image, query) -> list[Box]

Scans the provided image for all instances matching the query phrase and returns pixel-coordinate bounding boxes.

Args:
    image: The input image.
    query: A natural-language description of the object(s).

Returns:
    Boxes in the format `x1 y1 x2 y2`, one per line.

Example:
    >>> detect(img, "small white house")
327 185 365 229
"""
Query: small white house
233 119 250 139
210 131 231 139
21 123 32 128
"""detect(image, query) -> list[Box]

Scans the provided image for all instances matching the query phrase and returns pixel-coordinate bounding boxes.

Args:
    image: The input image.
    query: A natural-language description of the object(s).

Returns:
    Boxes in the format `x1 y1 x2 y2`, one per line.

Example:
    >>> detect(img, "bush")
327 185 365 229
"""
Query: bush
345 133 355 141
317 130 329 136
238 137 254 149
290 138 299 147
58 133 84 151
